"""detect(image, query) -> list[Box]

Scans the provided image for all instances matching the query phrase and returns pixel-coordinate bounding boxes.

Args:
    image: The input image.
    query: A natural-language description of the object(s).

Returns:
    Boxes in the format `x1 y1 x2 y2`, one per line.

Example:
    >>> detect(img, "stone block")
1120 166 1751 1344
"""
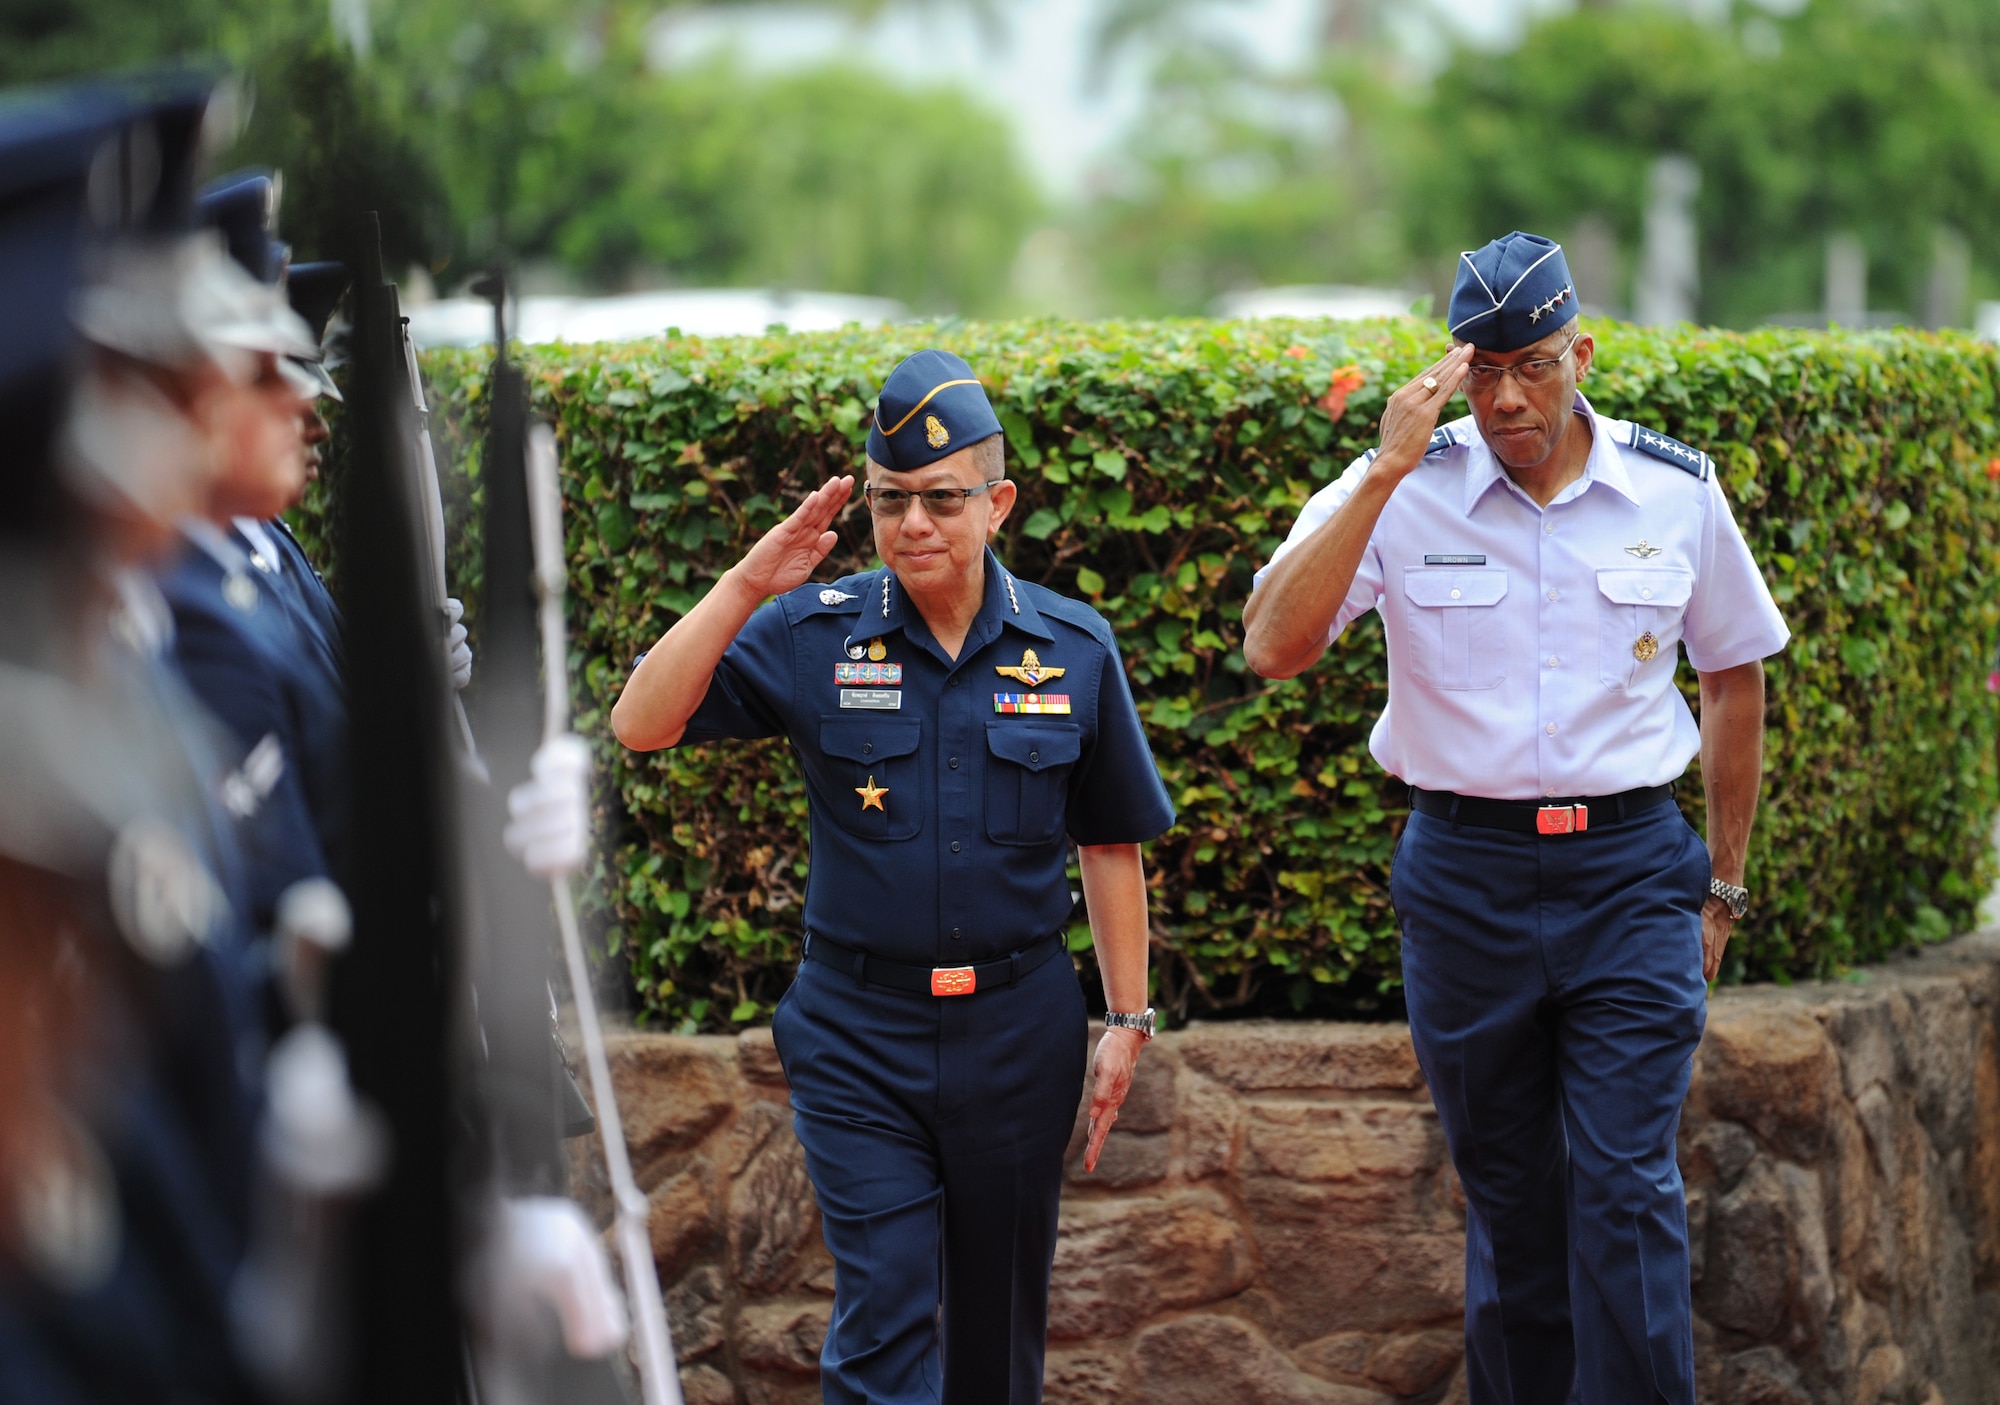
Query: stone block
1891 984 1977 1151
1118 1053 1178 1134
1973 1021 2000 1278
1068 1131 1169 1190
1042 1348 1128 1405
1291 1331 1376 1385
1854 1342 1907 1402
1362 1329 1462 1396
1702 1157 1793 1339
679 1363 735 1405
1177 1023 1424 1095
1720 1346 1810 1405
1683 1119 1758 1193
1696 1006 1841 1162
1245 1178 1462 1339
1245 1102 1442 1185
736 1299 830 1377
1129 1314 1395 1405
609 1034 736 1177
1048 1190 1257 1341
1176 1070 1242 1181
738 1026 788 1088
649 1160 718 1280
667 1264 727 1361
729 1125 820 1294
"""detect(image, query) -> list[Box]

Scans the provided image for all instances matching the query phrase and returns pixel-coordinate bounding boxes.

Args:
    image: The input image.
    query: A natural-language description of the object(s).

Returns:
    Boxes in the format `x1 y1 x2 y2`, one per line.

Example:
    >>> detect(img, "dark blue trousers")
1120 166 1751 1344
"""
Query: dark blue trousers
1391 803 1710 1405
770 945 1087 1405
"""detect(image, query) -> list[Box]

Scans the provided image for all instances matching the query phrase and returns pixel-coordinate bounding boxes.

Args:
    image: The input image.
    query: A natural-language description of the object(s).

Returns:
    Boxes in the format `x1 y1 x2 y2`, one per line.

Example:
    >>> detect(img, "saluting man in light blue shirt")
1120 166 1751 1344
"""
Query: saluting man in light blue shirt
1244 231 1789 1405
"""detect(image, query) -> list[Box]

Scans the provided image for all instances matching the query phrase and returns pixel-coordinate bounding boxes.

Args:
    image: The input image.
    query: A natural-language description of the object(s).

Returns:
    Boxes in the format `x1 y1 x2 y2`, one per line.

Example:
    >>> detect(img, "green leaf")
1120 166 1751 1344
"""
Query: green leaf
1093 450 1127 481
1882 500 1911 531
1075 565 1106 596
1022 508 1063 540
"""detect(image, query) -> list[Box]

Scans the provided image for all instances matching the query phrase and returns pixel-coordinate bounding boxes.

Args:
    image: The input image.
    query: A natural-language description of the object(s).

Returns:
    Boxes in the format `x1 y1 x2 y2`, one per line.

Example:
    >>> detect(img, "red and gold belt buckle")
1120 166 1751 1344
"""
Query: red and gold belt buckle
930 966 977 997
1536 804 1588 835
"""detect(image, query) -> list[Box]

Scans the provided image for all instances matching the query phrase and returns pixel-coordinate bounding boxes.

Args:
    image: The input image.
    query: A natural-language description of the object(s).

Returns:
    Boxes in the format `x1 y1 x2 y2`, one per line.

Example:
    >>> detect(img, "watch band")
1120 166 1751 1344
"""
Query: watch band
1103 1008 1156 1041
1709 877 1750 920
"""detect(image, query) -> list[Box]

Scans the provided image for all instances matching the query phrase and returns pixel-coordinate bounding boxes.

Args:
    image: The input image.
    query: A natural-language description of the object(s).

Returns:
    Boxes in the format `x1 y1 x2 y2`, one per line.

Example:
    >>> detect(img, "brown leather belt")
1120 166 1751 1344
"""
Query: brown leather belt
1408 784 1674 836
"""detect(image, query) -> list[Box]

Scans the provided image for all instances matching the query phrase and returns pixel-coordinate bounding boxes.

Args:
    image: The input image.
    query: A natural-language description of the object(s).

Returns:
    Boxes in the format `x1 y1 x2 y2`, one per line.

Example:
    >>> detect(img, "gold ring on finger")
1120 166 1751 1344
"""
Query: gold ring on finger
1422 376 1439 391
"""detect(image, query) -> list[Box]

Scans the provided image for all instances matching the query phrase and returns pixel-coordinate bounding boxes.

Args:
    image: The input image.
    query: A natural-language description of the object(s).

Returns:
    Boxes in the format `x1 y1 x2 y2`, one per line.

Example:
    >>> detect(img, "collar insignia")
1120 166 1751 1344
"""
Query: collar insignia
819 588 857 605
995 648 1063 687
1625 540 1664 559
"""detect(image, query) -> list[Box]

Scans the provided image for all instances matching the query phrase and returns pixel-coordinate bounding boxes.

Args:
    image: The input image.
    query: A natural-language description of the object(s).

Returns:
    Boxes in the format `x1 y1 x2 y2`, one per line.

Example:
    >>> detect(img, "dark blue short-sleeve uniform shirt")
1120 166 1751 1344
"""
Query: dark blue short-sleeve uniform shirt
678 549 1175 965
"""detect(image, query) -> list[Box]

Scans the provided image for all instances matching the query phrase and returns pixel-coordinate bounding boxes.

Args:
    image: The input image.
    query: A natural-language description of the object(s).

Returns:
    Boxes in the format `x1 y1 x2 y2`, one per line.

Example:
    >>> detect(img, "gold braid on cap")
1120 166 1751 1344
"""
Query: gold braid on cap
875 379 981 438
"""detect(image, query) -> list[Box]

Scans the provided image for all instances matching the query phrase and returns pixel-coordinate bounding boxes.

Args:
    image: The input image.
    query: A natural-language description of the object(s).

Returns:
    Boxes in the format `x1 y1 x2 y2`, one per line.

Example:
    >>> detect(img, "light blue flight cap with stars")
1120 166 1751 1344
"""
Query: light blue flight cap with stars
1447 231 1578 352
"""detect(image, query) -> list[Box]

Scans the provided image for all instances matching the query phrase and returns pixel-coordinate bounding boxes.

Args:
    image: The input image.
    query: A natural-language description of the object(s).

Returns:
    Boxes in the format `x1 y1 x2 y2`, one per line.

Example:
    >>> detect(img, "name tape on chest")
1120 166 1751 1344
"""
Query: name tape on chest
1424 553 1487 566
839 688 903 710
994 692 1071 715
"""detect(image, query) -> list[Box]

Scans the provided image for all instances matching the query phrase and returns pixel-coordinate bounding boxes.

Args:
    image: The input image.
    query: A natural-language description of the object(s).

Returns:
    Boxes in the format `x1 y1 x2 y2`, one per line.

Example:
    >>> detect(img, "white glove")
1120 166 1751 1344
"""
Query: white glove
444 597 473 692
485 1196 629 1360
504 734 591 879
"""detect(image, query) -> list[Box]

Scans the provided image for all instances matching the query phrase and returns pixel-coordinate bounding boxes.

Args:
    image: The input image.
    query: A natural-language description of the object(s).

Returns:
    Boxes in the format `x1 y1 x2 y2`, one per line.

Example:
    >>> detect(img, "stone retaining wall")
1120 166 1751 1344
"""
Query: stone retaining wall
585 931 2000 1405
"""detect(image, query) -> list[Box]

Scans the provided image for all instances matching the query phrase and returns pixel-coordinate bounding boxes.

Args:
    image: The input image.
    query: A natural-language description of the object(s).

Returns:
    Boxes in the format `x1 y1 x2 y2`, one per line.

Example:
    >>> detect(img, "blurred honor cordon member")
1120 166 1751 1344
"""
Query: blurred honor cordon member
1243 232 1790 1405
613 349 1175 1405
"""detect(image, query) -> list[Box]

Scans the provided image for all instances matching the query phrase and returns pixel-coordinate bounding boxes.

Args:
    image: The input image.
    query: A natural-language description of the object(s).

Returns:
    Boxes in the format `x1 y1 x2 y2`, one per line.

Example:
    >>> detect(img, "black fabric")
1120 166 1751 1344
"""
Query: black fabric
1408 783 1674 833
802 930 1063 995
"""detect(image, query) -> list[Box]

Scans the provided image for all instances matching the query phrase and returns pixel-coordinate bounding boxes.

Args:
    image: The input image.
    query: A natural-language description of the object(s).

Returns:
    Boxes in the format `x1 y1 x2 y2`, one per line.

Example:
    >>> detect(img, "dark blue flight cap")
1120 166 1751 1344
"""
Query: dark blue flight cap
198 169 284 285
0 75 223 499
286 260 349 400
1448 231 1578 353
865 348 1003 473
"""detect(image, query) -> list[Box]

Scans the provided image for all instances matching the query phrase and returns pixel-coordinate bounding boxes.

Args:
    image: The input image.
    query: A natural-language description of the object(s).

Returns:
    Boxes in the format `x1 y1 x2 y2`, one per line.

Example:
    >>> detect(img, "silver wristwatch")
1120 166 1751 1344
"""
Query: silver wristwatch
1708 877 1750 920
1104 1008 1156 1041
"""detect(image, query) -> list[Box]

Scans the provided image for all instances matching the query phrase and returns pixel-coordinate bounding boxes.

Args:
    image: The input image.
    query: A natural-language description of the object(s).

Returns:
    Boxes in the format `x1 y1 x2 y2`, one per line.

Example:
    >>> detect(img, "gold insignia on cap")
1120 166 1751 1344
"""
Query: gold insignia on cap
925 414 949 450
1633 631 1660 663
996 648 1065 688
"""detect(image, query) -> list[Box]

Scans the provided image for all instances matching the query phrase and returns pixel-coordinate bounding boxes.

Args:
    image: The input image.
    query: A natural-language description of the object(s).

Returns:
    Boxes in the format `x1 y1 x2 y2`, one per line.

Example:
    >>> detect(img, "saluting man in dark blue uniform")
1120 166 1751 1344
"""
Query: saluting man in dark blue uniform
613 349 1174 1405
1244 233 1790 1405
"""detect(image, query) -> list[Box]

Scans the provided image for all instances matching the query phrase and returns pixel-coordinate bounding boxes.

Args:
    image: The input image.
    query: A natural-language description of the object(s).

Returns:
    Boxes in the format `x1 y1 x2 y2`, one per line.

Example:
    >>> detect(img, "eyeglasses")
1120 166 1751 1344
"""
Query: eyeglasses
864 480 1003 518
1463 329 1580 392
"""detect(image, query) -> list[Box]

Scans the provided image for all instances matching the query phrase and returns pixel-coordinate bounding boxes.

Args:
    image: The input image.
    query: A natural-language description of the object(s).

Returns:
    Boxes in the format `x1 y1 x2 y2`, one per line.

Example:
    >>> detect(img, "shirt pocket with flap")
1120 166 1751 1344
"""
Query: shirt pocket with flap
815 717 923 841
1399 568 1510 691
1595 568 1694 691
983 722 1082 846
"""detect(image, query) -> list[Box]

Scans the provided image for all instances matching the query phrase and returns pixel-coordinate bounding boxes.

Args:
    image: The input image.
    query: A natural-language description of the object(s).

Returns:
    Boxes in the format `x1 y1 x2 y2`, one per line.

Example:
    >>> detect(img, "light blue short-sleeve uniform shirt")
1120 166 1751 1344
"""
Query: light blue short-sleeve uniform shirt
1257 392 1790 800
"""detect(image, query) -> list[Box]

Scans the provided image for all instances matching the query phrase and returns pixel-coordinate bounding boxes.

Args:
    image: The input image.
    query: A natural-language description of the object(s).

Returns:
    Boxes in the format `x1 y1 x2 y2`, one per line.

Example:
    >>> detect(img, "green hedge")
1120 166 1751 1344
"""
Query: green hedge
303 319 2000 1030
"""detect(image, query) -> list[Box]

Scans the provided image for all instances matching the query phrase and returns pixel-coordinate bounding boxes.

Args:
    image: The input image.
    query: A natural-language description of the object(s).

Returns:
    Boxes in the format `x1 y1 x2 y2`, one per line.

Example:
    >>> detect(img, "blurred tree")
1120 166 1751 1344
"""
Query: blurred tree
1076 0 1432 313
0 0 1037 312
1398 0 2000 326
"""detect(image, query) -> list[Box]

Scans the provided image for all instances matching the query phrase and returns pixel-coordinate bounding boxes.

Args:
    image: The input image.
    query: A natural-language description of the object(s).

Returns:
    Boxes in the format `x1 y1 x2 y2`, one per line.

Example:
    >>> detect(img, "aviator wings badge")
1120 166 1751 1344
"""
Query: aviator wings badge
995 648 1065 688
1625 539 1664 559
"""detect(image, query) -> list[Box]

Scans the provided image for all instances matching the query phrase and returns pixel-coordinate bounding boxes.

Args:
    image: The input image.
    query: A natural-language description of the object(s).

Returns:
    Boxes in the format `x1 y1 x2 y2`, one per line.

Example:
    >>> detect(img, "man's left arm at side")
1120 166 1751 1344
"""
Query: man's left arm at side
1696 659 1765 982
1077 841 1149 1174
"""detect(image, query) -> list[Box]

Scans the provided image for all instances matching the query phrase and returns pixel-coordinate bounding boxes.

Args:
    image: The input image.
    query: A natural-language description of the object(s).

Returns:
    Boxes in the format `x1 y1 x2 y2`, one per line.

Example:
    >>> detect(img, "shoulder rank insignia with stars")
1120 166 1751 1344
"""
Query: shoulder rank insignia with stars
995 648 1064 687
1425 426 1462 456
1622 424 1712 481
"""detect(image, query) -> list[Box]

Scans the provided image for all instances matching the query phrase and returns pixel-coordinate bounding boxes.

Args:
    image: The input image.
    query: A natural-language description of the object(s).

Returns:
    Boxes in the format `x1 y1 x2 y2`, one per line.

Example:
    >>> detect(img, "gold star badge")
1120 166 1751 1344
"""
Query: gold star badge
925 414 950 449
1633 631 1660 663
856 774 888 812
995 648 1065 688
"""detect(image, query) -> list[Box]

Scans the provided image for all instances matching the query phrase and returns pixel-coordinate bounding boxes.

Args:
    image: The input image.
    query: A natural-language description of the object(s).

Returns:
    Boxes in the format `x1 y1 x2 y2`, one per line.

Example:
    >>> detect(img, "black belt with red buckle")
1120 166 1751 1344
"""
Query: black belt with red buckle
1408 783 1674 836
803 931 1064 997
